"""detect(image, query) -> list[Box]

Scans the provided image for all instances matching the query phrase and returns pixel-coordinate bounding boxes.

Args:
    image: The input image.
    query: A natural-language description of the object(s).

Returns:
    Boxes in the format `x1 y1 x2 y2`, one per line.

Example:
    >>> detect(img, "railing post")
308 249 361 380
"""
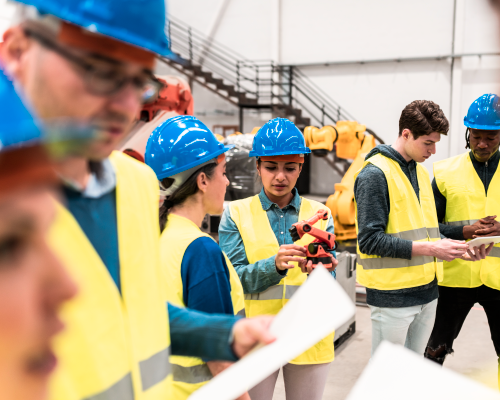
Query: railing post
289 66 293 106
188 27 193 62
256 65 259 102
321 105 325 126
236 61 240 92
167 20 172 50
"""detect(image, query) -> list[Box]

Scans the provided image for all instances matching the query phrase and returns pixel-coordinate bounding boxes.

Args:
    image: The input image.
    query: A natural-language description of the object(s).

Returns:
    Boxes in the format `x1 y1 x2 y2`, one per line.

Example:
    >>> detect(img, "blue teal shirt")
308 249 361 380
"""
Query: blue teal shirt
63 159 238 361
219 188 336 295
62 159 121 291
181 236 234 315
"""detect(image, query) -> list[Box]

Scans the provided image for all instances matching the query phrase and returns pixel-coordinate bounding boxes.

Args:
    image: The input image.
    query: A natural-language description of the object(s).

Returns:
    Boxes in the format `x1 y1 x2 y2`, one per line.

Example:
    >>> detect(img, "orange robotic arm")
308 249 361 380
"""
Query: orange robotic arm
289 210 336 269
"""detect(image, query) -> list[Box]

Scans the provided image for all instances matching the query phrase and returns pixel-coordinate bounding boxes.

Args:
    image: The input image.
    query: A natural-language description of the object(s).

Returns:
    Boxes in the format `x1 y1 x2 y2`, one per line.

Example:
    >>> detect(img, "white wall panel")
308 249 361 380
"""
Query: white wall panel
281 0 454 65
302 60 453 174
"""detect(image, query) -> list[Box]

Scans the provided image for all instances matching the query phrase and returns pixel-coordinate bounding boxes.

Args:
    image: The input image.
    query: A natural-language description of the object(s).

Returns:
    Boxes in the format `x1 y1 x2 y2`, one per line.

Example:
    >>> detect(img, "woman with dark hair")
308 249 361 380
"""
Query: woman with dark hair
145 115 247 400
219 117 338 400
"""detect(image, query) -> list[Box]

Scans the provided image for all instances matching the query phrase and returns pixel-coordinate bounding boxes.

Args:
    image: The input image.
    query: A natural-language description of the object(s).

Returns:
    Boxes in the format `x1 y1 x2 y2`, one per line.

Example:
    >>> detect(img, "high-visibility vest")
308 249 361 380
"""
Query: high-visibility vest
159 214 245 399
354 153 443 290
229 195 335 365
434 152 500 289
48 151 171 400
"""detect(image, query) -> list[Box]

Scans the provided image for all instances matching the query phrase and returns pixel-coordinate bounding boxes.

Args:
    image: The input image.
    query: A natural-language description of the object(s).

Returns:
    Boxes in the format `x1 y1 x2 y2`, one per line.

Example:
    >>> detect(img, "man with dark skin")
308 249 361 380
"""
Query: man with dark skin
425 94 500 389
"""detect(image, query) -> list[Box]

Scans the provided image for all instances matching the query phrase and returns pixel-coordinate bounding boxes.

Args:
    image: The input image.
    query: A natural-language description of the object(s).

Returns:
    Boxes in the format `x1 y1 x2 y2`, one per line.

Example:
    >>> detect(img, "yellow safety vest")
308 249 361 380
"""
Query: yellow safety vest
354 153 443 290
229 195 335 365
159 214 245 399
434 152 500 289
48 151 171 400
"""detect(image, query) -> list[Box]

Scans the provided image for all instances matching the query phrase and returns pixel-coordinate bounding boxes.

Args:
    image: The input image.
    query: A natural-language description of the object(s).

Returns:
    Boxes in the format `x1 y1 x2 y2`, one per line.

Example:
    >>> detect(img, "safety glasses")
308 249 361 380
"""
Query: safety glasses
25 29 163 104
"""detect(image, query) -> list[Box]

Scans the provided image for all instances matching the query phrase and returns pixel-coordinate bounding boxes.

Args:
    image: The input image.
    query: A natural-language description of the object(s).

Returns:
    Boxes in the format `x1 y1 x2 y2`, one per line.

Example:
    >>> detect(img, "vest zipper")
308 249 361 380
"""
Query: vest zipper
485 160 488 195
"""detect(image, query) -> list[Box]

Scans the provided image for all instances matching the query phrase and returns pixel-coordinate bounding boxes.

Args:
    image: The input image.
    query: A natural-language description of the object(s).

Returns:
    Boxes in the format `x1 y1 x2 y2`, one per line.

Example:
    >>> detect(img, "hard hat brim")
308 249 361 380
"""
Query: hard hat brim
464 121 500 130
248 148 311 157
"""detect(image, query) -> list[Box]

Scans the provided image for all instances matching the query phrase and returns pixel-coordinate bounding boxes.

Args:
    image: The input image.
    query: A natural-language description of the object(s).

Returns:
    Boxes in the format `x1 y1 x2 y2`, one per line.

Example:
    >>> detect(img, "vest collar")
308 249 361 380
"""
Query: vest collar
258 187 301 212
469 149 500 165
62 158 116 198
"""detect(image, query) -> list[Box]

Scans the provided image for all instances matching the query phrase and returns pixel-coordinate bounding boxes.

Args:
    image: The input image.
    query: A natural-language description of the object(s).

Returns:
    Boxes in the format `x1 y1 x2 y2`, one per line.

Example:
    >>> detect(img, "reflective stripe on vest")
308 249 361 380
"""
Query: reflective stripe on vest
171 364 213 384
389 227 440 241
357 254 436 270
160 214 245 398
83 374 134 400
355 153 442 290
434 152 500 289
48 151 172 400
445 219 479 226
236 308 246 317
140 346 171 391
229 195 335 365
243 284 302 300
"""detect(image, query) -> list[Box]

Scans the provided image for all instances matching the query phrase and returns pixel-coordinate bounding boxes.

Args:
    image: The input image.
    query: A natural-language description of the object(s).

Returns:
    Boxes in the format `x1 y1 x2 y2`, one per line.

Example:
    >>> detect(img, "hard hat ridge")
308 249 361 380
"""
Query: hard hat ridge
464 93 500 130
145 115 234 181
13 0 175 57
249 117 310 158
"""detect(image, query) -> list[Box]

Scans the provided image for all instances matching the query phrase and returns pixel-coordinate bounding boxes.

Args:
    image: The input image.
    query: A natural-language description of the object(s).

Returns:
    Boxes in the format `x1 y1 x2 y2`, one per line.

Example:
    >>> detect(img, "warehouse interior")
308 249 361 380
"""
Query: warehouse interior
1 0 499 399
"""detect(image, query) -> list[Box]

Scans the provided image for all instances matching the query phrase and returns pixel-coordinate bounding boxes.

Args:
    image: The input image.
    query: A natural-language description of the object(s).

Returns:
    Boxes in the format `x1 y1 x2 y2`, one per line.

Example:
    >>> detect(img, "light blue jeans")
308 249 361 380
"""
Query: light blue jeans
369 299 438 356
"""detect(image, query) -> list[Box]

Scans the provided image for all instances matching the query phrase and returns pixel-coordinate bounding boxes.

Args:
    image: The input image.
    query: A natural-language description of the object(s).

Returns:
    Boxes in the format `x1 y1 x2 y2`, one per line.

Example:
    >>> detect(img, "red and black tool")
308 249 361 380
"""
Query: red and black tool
289 209 337 269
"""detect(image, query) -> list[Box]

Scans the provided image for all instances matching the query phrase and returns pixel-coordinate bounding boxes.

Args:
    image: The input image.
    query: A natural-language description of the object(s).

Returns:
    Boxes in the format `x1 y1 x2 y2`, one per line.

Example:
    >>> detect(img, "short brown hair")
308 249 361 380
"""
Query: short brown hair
399 100 449 139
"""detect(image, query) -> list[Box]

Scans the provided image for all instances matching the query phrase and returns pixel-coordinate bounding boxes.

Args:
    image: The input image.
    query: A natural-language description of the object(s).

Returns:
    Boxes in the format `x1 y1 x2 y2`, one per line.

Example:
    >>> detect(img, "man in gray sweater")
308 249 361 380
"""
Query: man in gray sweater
354 100 486 356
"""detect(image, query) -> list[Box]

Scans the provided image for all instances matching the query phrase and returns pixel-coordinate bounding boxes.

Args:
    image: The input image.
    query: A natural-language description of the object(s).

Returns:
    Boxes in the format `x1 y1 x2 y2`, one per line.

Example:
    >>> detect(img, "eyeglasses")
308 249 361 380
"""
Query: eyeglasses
25 29 163 104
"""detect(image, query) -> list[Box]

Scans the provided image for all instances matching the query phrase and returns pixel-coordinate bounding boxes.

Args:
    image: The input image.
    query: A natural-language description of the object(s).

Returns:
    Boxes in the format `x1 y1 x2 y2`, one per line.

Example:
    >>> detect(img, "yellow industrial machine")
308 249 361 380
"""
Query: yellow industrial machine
304 121 381 243
215 133 226 142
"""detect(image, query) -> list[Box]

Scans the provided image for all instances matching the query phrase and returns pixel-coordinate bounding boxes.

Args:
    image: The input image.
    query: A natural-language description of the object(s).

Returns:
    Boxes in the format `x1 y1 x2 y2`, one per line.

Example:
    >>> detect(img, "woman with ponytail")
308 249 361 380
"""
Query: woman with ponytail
145 116 247 400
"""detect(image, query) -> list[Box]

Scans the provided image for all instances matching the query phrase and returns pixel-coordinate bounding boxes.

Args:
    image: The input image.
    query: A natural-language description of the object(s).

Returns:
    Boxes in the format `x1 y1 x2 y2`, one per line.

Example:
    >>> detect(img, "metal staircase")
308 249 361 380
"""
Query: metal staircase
161 16 357 131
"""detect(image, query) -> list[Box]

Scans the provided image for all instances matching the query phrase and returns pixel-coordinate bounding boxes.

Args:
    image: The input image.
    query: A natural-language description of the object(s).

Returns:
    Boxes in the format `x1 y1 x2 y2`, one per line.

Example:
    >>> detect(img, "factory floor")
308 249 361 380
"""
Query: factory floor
273 304 498 399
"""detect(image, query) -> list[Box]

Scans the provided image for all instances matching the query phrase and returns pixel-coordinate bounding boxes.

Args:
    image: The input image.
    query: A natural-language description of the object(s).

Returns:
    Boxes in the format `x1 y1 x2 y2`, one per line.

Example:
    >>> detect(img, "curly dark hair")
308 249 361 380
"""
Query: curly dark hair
399 100 449 139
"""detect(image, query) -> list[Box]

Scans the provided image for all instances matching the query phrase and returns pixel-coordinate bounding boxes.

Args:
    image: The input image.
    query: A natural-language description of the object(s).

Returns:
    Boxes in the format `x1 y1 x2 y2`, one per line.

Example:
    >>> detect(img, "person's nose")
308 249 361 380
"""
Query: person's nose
43 240 78 310
276 171 286 181
477 138 489 149
430 143 436 154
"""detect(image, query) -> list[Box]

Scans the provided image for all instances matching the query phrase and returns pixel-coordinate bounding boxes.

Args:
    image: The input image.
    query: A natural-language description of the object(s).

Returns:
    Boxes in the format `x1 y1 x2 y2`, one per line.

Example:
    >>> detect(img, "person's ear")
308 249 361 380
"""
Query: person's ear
1 27 32 81
197 172 208 193
402 129 412 141
256 160 261 177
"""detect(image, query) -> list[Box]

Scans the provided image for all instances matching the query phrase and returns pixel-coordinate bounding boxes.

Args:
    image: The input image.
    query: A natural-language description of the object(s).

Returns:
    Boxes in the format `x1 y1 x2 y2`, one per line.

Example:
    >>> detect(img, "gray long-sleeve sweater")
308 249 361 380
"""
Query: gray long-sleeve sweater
354 144 438 308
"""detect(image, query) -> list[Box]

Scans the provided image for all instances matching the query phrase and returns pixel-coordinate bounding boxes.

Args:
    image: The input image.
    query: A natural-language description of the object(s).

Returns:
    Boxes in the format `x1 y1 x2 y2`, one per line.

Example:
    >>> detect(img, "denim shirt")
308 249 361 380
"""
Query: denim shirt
219 188 336 295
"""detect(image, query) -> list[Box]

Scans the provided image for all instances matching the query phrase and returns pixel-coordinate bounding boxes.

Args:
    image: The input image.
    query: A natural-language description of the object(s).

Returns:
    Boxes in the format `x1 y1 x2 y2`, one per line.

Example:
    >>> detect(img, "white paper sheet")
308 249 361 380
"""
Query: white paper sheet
189 266 356 400
346 341 500 400
467 236 500 249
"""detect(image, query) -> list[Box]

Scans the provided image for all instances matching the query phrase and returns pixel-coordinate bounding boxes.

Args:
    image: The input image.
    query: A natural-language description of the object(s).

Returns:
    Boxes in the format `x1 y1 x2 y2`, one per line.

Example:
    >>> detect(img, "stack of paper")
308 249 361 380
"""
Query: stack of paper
346 341 500 400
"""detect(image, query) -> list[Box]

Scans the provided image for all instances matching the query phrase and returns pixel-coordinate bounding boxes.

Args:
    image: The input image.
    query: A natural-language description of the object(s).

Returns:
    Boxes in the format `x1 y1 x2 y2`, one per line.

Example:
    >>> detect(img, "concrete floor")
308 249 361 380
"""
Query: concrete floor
273 304 498 399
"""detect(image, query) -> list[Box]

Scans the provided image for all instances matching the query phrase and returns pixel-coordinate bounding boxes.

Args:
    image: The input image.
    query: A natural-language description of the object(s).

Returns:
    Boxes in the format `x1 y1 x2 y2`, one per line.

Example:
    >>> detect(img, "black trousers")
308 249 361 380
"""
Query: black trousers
425 285 500 367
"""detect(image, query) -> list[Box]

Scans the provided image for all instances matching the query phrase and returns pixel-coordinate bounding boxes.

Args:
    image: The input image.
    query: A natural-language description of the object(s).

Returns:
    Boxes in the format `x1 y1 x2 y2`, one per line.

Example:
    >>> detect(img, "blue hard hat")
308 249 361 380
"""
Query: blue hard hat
249 118 310 157
0 69 42 150
145 115 234 180
14 0 174 57
464 94 500 130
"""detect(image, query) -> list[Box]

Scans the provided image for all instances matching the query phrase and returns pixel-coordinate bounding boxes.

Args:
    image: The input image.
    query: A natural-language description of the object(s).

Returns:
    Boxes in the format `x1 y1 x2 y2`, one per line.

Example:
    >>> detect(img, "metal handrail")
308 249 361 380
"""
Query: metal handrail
166 16 357 127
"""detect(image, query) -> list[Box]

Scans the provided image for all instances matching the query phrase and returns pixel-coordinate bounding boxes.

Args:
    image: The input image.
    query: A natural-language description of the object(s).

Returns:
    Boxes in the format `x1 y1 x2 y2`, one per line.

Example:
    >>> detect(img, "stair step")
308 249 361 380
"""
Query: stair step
211 78 224 86
297 118 311 127
221 85 237 95
239 96 258 105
